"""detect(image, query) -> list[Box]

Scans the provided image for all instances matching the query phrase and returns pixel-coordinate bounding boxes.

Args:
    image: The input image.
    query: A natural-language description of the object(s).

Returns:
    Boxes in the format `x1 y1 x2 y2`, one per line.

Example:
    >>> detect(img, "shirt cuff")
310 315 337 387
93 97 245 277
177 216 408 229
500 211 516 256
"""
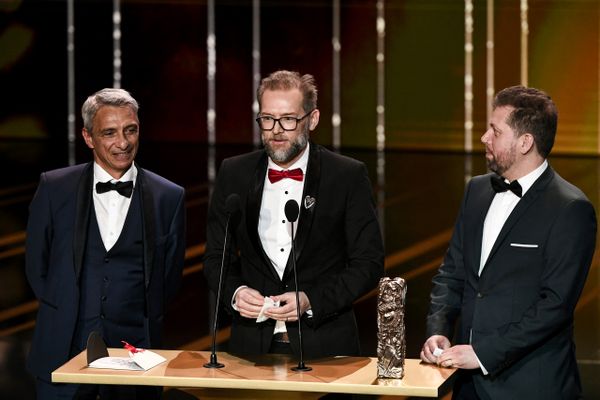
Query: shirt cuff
474 352 489 375
231 285 248 311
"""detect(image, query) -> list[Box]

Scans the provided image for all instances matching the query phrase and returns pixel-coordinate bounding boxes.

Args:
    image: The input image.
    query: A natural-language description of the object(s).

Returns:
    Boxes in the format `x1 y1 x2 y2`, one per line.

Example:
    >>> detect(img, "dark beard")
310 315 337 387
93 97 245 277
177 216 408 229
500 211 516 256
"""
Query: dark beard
486 144 516 177
486 158 503 176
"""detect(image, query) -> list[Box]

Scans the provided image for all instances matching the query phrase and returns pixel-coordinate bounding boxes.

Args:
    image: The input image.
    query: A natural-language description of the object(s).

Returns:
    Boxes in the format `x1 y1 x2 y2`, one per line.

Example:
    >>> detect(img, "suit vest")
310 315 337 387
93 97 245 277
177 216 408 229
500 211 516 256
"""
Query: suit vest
71 187 147 354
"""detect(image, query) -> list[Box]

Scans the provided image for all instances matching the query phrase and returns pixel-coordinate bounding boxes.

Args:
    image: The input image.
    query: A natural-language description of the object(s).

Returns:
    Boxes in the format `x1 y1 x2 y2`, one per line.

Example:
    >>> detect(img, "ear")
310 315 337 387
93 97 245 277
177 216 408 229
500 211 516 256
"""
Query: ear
519 133 535 155
308 109 320 131
82 128 95 150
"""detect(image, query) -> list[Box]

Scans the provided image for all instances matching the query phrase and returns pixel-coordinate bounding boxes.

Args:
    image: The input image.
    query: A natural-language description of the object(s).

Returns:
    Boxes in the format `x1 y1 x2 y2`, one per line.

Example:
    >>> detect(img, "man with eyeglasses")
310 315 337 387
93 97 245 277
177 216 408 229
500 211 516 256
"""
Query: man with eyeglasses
204 70 384 358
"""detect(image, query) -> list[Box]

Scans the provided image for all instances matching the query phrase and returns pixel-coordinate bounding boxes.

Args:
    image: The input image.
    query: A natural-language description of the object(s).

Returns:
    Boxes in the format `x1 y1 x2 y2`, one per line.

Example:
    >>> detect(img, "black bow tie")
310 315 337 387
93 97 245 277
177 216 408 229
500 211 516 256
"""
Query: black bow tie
96 180 134 198
490 175 522 198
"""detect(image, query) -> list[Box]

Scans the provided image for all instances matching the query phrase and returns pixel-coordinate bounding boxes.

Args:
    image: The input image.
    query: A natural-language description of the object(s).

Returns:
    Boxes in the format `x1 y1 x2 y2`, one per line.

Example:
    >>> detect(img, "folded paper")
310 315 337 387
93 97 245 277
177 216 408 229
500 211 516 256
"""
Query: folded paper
85 332 166 371
256 296 280 323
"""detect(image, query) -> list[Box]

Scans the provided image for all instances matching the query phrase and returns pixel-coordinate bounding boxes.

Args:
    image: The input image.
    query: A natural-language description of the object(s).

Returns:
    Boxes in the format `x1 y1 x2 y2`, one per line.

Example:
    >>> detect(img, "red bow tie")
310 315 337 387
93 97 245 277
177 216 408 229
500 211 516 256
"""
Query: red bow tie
268 168 304 184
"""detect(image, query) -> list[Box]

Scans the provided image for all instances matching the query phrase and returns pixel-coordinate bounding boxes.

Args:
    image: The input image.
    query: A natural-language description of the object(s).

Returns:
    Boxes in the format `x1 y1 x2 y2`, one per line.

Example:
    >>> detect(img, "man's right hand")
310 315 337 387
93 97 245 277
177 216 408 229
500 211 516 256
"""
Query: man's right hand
234 287 265 319
420 335 451 364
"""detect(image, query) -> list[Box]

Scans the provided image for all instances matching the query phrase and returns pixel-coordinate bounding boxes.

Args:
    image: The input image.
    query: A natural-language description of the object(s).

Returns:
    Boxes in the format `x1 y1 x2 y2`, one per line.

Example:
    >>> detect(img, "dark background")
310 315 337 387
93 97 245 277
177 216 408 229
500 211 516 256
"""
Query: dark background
0 1 599 399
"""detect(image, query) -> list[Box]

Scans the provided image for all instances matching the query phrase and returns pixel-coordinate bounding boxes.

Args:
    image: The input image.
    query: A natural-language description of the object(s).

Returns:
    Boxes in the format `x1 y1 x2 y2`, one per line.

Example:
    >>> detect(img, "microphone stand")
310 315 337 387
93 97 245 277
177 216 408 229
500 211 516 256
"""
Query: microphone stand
204 211 233 369
288 218 312 372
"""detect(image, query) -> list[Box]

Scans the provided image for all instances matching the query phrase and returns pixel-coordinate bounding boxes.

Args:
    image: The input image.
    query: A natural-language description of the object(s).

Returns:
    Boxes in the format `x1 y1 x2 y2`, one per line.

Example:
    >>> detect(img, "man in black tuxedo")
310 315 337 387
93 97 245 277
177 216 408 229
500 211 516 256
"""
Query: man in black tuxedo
204 70 384 358
421 86 596 399
26 88 186 399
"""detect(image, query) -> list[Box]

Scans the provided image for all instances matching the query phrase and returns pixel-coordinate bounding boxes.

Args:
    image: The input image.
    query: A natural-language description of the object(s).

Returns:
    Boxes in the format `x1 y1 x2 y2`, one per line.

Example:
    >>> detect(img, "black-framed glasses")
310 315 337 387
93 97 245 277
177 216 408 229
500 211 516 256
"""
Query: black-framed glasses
255 110 314 131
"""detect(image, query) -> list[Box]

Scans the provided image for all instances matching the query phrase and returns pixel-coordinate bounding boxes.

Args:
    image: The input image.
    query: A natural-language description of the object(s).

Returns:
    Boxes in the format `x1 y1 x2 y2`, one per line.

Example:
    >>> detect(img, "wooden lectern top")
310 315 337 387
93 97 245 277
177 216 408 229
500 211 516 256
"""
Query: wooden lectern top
52 349 456 398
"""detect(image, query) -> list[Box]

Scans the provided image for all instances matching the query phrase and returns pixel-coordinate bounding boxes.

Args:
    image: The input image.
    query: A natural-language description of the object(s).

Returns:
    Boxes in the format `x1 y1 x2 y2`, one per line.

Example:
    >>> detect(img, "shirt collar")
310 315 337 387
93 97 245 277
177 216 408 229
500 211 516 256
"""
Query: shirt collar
513 159 547 197
267 142 310 173
93 162 137 185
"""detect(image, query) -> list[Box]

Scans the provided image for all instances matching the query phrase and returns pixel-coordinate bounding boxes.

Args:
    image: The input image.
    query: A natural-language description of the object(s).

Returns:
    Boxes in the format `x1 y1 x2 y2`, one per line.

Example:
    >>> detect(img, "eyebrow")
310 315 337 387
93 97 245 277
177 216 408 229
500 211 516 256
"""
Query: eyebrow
98 123 138 134
258 112 298 117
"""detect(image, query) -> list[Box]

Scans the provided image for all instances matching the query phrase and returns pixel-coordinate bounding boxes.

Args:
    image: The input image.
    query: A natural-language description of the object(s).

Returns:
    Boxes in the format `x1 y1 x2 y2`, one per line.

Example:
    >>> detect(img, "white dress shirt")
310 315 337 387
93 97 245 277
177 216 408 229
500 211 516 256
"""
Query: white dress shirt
258 143 309 334
479 160 548 274
258 144 309 279
92 162 137 251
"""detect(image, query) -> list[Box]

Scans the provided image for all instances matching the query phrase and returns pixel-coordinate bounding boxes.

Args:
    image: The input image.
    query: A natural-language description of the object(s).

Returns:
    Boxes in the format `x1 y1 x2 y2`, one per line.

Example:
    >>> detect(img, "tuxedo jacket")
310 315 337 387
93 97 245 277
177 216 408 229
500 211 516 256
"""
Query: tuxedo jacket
25 162 186 381
204 143 384 358
426 166 596 399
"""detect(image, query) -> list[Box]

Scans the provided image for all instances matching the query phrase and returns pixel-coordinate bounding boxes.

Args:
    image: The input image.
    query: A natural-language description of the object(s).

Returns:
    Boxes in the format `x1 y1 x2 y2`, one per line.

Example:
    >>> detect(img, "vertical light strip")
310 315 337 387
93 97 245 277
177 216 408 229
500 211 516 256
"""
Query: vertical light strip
598 2 600 155
252 0 261 148
206 0 217 328
332 0 341 151
376 0 385 234
67 0 75 165
465 0 474 154
113 0 121 88
520 0 528 86
486 0 494 122
207 0 216 183
376 0 385 154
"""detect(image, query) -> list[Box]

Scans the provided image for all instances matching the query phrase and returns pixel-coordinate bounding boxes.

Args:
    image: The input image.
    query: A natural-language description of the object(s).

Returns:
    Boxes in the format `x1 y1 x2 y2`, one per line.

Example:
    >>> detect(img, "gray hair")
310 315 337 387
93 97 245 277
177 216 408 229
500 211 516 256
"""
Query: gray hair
82 88 139 132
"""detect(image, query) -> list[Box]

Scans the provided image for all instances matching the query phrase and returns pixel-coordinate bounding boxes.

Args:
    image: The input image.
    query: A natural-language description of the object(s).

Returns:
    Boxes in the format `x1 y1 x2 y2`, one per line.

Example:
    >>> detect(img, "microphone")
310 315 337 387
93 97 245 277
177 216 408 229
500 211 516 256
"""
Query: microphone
284 199 311 372
284 199 299 223
204 193 241 369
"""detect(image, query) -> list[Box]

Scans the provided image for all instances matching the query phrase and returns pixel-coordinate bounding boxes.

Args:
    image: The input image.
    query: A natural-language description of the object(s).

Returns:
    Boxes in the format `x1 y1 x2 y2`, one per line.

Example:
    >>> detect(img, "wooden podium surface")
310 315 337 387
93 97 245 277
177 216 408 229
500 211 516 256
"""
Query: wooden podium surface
52 349 456 398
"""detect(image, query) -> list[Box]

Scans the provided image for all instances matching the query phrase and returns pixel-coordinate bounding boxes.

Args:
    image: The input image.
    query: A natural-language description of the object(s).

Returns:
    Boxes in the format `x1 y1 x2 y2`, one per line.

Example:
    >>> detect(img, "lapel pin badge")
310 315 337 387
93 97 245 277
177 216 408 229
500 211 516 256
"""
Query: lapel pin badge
304 195 316 210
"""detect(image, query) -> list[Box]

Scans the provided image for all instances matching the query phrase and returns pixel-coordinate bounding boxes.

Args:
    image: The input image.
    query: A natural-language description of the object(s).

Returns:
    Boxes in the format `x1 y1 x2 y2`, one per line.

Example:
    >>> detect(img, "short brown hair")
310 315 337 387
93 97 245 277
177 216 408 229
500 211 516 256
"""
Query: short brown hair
257 70 317 113
493 85 557 158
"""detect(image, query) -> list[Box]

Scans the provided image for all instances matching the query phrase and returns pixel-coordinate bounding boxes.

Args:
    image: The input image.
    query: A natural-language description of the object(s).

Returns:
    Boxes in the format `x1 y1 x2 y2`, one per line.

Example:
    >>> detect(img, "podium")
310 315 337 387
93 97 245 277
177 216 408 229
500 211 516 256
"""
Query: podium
52 349 456 398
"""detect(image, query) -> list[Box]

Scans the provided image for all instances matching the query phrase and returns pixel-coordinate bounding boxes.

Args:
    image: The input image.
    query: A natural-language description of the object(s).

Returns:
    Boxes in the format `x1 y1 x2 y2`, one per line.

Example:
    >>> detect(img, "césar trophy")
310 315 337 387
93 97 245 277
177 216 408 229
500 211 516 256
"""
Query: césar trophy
377 277 407 379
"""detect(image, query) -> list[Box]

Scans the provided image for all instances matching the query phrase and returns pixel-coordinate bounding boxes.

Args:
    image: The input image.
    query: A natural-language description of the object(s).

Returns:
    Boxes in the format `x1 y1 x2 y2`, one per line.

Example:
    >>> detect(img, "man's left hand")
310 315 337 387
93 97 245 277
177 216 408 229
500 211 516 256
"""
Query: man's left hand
265 291 311 321
436 345 480 369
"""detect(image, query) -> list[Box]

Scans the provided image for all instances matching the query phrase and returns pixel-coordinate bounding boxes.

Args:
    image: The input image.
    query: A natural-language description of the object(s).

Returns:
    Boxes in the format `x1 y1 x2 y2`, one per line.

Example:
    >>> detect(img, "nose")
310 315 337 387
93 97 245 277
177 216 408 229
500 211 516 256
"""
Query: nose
116 131 130 149
273 120 285 134
481 128 491 144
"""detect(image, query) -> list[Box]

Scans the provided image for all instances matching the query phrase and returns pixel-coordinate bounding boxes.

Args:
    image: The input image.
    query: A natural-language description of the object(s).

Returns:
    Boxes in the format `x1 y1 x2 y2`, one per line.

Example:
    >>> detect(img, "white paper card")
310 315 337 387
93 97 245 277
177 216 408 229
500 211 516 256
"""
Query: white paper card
130 350 167 370
89 357 144 371
256 297 280 323
433 347 444 357
88 350 166 371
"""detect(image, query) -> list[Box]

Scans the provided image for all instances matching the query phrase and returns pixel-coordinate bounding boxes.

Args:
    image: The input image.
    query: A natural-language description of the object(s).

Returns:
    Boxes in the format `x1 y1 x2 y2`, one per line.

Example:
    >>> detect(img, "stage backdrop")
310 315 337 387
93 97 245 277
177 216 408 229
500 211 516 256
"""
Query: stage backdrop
1 0 599 155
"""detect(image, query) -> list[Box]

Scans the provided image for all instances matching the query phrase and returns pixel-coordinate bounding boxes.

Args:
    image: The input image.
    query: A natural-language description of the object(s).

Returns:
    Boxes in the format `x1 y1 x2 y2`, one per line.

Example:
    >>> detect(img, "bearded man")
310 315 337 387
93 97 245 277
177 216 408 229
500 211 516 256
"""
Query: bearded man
420 86 596 400
204 70 384 357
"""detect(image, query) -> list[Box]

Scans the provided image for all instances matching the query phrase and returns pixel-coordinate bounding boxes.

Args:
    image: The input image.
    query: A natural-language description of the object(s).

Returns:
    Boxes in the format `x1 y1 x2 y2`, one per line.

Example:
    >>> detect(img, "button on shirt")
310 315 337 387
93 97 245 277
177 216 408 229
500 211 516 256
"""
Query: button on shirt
258 143 309 334
92 162 137 251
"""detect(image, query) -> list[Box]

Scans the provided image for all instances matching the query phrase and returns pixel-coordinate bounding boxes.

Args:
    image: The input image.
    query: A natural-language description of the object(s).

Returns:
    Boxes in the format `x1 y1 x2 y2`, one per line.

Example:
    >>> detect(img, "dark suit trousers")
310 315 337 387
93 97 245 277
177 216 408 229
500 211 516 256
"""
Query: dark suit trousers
452 371 481 400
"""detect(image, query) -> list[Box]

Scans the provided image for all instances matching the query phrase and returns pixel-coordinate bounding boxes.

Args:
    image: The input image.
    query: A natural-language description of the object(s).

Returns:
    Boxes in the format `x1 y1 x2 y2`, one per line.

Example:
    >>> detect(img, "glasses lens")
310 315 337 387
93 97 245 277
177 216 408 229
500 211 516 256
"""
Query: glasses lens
258 117 274 130
280 117 298 131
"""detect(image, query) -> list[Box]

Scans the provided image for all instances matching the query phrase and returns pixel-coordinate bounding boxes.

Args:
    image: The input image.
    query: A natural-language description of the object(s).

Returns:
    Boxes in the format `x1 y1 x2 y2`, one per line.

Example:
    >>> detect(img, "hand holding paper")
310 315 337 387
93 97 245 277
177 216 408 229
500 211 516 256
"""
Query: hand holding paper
256 296 280 323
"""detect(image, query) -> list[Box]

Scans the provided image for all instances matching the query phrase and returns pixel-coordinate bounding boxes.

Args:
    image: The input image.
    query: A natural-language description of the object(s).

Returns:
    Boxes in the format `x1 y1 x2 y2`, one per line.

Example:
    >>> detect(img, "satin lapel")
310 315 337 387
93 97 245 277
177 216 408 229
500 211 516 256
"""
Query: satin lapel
469 181 496 276
246 152 280 280
481 167 554 274
138 167 156 289
73 163 94 282
283 144 320 279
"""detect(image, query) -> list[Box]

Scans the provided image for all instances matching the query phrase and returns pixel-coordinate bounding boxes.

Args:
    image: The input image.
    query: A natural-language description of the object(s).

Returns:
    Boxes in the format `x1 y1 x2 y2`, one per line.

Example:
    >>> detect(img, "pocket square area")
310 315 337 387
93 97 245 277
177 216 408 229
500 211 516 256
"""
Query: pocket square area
510 243 539 248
